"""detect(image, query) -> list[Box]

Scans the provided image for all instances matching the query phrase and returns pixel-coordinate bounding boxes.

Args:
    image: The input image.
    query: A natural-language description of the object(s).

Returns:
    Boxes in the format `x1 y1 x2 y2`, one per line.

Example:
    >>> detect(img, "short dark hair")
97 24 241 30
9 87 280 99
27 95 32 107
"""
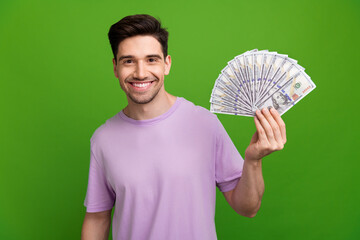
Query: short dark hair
108 14 169 63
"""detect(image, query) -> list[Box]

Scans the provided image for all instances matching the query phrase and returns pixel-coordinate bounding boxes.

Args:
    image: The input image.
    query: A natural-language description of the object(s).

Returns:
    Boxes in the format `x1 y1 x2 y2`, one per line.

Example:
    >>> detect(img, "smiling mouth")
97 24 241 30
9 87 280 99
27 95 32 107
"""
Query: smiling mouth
128 81 155 91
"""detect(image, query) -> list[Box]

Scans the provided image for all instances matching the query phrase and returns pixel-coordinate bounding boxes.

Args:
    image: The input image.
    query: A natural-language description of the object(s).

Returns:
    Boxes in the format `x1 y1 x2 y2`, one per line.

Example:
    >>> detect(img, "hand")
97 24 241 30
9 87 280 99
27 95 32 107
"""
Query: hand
245 107 287 161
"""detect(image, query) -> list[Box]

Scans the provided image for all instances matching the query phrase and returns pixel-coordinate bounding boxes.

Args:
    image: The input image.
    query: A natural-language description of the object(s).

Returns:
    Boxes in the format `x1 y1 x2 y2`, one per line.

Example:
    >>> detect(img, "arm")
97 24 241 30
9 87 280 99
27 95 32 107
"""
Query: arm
223 158 264 218
81 209 112 240
223 107 286 217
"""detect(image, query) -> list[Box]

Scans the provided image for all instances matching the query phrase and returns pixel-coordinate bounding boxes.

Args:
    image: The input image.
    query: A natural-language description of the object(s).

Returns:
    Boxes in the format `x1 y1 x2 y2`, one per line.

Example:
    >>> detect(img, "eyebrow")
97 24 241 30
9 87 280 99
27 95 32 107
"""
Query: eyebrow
118 55 133 61
118 54 163 62
146 54 162 59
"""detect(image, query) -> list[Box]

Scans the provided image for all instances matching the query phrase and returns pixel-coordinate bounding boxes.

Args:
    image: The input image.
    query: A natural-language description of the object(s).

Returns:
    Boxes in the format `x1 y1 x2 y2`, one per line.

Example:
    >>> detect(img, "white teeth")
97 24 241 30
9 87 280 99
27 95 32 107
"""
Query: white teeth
133 82 151 88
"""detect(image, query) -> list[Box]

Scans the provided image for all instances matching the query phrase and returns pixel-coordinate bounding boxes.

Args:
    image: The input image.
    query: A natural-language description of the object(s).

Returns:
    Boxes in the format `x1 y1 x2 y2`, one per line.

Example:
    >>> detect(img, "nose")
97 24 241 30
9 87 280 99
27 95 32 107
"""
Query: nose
133 61 147 80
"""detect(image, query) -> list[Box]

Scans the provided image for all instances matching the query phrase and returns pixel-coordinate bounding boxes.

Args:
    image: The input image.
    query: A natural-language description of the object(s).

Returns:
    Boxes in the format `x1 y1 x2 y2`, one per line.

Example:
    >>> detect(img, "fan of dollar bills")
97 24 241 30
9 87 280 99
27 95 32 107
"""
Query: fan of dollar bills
210 49 316 116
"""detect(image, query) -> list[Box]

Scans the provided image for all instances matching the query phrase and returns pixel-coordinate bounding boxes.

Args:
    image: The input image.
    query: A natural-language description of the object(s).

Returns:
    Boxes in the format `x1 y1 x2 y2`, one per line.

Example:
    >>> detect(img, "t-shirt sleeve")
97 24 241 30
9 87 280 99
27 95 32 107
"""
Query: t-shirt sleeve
84 144 116 212
214 117 244 192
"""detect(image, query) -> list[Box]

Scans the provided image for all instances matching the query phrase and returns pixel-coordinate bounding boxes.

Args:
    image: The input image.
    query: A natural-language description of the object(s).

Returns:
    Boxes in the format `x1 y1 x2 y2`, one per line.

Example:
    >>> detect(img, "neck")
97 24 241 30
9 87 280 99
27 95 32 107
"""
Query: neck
123 90 177 120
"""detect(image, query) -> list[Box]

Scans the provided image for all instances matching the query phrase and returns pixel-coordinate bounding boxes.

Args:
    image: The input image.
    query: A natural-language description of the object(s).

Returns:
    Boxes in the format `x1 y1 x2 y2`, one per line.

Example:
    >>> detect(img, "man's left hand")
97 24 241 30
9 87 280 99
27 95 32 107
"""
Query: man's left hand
245 107 287 161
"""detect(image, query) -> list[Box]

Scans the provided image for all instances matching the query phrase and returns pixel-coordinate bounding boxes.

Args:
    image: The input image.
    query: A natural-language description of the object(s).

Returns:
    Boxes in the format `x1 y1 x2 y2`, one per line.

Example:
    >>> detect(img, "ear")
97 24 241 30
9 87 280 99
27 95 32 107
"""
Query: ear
112 58 119 78
164 55 172 75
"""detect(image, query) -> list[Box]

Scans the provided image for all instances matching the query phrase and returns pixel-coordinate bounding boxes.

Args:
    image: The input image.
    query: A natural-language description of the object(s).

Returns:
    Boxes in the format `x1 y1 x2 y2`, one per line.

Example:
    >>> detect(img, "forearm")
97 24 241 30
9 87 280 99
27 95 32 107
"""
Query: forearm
81 212 111 240
231 158 264 217
229 108 286 217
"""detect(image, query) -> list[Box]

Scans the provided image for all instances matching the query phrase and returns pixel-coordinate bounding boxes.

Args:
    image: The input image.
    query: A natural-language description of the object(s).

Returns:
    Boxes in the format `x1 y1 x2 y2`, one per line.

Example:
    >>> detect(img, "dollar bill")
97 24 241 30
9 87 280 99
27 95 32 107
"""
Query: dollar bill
210 103 254 117
210 49 316 117
256 70 316 115
210 81 252 111
256 62 302 105
234 55 253 106
214 73 250 106
220 64 251 104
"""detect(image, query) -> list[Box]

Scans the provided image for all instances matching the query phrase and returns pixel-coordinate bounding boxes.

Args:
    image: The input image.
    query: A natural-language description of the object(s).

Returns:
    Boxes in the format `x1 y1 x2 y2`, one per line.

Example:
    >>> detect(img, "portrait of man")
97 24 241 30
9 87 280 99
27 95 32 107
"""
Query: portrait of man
81 14 286 240
0 1 357 239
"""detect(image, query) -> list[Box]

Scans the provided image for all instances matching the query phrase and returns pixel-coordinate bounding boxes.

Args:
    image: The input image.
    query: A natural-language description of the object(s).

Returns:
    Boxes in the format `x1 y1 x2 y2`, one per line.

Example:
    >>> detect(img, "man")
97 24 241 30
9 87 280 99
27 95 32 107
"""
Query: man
81 14 286 240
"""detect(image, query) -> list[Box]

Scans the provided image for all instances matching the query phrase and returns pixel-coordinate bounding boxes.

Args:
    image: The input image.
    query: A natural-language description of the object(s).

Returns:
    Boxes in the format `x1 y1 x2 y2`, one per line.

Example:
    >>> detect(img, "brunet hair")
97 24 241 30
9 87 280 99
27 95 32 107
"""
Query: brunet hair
108 14 169 63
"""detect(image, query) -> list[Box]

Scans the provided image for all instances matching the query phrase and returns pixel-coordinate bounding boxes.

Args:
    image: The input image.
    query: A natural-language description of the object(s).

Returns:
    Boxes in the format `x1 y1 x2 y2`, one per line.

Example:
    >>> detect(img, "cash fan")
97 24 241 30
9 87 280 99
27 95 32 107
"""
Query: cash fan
209 49 316 116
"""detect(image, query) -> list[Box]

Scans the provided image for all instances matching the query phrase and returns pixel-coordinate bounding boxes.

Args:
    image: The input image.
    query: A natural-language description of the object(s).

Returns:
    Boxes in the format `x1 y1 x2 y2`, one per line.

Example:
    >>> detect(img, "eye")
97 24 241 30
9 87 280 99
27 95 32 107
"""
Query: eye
148 58 158 63
122 59 133 65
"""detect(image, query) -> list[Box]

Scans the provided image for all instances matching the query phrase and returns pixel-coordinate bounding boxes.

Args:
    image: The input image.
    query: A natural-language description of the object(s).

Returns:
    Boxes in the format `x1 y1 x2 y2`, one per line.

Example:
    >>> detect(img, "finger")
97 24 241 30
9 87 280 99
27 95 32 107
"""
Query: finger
261 107 283 145
254 115 267 143
269 107 287 144
255 109 275 143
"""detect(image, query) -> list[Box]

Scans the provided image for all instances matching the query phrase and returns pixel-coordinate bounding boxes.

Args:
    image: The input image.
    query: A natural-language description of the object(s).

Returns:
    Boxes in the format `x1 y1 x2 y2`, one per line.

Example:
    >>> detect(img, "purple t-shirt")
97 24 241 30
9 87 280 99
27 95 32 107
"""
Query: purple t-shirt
84 97 244 240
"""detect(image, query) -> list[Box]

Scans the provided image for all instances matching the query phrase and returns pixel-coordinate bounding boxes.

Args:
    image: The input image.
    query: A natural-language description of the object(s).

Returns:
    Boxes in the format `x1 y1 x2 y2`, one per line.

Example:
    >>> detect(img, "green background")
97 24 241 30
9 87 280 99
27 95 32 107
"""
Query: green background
1 0 359 239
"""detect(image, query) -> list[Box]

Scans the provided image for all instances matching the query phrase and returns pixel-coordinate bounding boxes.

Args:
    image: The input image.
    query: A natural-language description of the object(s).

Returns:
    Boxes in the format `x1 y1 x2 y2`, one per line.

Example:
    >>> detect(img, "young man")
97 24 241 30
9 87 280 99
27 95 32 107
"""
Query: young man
81 14 286 240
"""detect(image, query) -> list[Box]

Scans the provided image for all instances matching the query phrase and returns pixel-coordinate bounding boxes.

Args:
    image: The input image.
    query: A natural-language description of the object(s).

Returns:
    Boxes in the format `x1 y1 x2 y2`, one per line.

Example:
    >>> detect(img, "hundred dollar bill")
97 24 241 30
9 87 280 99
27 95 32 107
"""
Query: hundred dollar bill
256 61 303 105
211 92 251 112
258 52 280 98
260 54 304 99
220 65 251 104
227 59 252 103
246 53 256 107
235 50 268 105
210 49 315 118
243 51 274 101
210 82 252 111
258 53 289 98
256 70 316 115
214 73 250 106
234 54 253 106
248 51 270 99
210 96 253 113
252 52 269 101
210 103 254 117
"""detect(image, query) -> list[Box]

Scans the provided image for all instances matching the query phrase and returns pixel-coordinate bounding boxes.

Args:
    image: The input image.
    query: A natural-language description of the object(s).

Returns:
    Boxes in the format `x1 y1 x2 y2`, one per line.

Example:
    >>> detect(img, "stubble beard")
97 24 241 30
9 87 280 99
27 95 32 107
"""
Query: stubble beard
126 78 163 105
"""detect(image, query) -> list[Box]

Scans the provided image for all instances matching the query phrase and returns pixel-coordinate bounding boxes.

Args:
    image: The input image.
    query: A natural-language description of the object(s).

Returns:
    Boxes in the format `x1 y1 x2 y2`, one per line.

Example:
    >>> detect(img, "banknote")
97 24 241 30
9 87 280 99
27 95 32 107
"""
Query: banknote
211 83 251 111
256 70 316 115
210 49 316 116
210 103 254 117
214 73 250 106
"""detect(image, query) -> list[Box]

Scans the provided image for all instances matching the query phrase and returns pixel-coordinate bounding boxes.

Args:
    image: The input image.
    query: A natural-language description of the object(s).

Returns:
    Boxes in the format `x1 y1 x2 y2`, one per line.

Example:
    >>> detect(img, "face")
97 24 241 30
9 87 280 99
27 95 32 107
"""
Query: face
113 35 171 105
273 92 286 105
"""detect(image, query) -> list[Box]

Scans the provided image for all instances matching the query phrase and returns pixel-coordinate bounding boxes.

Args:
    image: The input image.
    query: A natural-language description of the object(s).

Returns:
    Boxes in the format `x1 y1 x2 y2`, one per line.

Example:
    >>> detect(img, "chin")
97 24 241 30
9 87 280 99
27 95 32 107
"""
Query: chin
126 82 164 105
128 93 158 105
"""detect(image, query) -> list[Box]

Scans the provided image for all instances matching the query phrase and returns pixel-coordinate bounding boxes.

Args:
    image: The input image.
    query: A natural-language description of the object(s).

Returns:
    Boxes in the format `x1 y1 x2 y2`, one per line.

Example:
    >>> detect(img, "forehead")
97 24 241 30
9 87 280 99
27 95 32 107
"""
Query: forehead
117 35 162 57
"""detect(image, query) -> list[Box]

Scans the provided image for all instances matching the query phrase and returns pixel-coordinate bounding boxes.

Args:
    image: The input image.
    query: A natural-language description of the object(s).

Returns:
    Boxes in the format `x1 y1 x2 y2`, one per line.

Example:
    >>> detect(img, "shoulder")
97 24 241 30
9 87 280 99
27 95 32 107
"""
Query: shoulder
179 97 221 128
90 112 121 146
180 97 215 115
